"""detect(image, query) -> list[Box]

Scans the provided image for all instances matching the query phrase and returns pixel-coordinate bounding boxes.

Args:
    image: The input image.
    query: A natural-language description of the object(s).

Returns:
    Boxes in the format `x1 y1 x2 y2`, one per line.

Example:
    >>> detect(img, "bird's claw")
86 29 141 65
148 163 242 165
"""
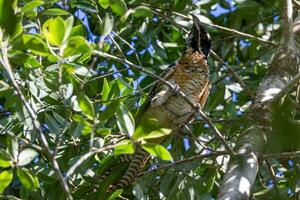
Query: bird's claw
171 84 181 96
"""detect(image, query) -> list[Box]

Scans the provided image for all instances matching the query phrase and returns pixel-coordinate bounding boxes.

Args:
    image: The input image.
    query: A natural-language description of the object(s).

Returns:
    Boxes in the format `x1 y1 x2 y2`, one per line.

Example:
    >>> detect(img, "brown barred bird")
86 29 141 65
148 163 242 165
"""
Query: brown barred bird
109 14 211 191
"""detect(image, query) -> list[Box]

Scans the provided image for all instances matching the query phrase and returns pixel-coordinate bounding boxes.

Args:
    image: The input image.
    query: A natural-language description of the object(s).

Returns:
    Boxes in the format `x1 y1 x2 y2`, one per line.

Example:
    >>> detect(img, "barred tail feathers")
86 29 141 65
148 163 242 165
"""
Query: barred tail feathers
112 147 149 189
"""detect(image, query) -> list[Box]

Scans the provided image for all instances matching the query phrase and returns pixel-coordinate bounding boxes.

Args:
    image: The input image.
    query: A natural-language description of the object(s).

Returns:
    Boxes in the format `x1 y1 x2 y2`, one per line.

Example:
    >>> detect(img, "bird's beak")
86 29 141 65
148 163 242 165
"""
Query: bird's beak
192 14 202 33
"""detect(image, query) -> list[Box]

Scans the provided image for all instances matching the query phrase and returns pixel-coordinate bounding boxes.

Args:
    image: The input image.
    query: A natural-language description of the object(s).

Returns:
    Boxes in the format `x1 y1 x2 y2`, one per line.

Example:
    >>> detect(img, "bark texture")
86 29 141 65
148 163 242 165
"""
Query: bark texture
217 1 300 199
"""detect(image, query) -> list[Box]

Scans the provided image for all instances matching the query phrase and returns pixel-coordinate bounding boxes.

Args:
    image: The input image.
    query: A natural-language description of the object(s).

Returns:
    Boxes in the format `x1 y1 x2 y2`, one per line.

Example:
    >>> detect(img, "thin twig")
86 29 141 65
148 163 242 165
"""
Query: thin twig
93 50 235 156
142 4 276 46
293 0 300 8
65 143 118 178
184 125 212 151
263 150 300 158
88 68 129 82
109 34 126 60
139 152 226 177
202 21 277 46
0 124 44 152
112 31 143 66
273 72 300 102
94 81 157 103
0 35 73 200
210 50 254 99
264 160 279 194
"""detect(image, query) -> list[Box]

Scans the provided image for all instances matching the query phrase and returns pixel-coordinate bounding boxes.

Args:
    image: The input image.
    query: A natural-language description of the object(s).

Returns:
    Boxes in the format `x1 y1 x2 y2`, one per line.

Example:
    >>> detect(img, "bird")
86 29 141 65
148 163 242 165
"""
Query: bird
106 14 211 191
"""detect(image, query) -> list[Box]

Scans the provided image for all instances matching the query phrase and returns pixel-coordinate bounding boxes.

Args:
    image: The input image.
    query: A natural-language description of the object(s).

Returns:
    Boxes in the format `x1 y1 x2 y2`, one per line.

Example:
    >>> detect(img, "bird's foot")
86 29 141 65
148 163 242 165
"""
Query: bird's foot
171 83 181 96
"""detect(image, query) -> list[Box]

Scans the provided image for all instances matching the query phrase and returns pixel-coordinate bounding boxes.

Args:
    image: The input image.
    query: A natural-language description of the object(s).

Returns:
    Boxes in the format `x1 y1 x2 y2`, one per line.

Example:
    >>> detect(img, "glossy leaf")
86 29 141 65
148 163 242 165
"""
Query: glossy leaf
21 0 44 13
99 100 120 121
110 0 127 16
108 189 123 200
96 128 111 136
101 13 114 37
17 168 39 190
44 113 61 134
0 170 13 194
42 17 66 46
102 78 110 102
99 0 110 9
77 93 95 120
133 6 153 18
63 15 74 42
18 148 38 166
114 140 135 155
0 0 17 35
7 136 18 161
116 104 135 137
0 149 11 168
42 8 70 15
23 34 49 56
141 128 172 140
142 143 173 161
63 36 91 57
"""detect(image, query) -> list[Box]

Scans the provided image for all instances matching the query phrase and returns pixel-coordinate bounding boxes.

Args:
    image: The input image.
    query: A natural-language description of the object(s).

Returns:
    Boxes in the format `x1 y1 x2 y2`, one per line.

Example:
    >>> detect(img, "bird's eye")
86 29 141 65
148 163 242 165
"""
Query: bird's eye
200 33 207 39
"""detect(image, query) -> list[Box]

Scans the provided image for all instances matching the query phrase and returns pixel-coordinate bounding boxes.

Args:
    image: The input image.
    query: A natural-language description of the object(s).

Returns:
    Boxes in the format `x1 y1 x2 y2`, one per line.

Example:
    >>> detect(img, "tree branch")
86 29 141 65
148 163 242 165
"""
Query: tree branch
93 50 235 156
263 150 300 158
272 72 300 102
217 1 300 199
139 152 227 177
65 143 118 178
0 34 73 200
210 50 254 99
141 4 277 46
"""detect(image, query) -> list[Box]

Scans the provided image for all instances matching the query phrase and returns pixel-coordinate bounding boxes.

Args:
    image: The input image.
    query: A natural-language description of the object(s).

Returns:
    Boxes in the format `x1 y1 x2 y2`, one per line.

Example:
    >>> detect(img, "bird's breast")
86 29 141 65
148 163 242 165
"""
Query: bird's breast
150 50 209 129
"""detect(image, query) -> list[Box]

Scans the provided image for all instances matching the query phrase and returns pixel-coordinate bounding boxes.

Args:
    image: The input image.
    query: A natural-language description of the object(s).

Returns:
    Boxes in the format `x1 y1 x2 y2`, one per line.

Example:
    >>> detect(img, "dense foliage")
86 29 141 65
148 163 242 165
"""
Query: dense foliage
0 0 299 199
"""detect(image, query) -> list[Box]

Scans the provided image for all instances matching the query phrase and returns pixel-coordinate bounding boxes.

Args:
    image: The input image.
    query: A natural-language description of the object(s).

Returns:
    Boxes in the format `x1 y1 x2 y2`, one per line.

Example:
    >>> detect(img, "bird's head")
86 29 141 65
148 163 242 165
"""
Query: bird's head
186 14 211 58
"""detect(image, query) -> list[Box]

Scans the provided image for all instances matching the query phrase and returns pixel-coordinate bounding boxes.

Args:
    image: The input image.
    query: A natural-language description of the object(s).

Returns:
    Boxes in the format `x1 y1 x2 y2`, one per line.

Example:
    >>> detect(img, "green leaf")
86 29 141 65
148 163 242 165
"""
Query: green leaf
0 149 11 168
17 168 39 190
99 100 120 121
42 8 70 16
7 136 18 161
21 0 44 13
63 15 74 42
173 0 187 11
70 24 85 37
96 128 111 136
77 93 95 120
114 140 134 155
133 115 160 140
23 34 49 56
142 143 173 161
17 148 38 166
101 13 114 37
116 104 135 137
10 13 23 40
110 0 127 16
82 120 93 136
99 0 110 9
0 0 17 35
44 113 61 134
42 17 66 46
63 36 91 57
70 0 97 13
108 189 123 200
133 6 153 18
141 128 172 140
102 78 110 102
0 170 13 194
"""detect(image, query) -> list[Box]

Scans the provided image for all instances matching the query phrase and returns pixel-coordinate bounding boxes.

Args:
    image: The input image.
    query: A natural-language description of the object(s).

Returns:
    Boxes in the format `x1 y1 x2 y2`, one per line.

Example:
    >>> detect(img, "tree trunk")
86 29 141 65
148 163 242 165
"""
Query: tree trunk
217 1 300 199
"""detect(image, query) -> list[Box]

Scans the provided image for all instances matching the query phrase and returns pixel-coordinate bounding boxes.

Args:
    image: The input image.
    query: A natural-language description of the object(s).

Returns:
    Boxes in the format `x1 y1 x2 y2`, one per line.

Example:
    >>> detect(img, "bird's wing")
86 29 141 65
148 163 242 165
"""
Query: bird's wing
135 62 177 124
